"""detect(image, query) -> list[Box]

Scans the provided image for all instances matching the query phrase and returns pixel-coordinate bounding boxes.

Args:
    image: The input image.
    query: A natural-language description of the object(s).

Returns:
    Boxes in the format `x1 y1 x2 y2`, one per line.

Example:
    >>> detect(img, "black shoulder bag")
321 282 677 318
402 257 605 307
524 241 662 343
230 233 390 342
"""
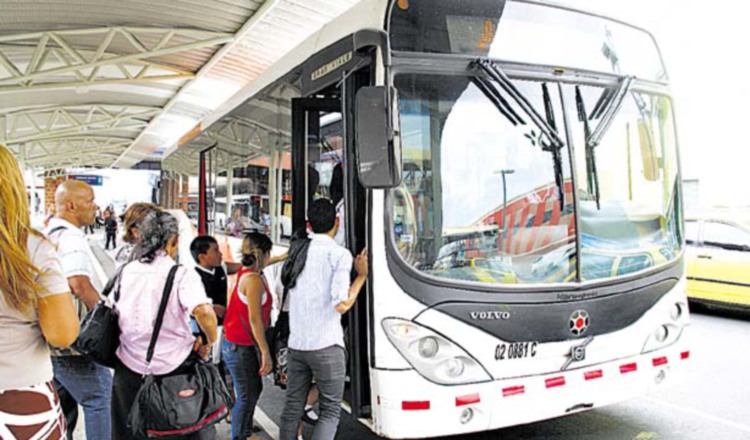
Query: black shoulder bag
128 265 232 438
72 264 126 367
271 286 291 389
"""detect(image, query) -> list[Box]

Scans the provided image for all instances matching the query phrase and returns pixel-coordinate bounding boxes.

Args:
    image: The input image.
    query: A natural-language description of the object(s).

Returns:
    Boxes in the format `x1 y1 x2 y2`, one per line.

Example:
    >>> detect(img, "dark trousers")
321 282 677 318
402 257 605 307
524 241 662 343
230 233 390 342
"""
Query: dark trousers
222 340 263 440
112 359 216 440
105 232 117 249
280 346 346 440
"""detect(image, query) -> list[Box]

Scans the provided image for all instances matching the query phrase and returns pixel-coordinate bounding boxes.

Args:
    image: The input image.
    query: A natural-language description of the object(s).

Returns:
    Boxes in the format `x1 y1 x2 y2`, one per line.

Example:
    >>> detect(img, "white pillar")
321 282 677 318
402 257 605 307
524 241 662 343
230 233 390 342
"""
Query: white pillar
268 150 278 241
275 150 283 241
225 153 234 222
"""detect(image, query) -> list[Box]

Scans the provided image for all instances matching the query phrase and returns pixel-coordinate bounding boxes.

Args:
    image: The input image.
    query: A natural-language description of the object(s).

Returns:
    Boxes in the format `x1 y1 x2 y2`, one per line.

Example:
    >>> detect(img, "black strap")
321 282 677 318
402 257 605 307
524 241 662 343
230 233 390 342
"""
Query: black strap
102 263 128 302
47 226 67 236
145 265 181 365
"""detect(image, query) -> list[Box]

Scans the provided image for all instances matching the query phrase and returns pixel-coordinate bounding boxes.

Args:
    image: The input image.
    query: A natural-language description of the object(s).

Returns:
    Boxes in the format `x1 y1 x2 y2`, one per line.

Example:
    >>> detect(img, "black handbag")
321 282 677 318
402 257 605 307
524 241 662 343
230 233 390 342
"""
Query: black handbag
71 264 126 367
271 287 291 389
128 265 232 438
272 312 290 389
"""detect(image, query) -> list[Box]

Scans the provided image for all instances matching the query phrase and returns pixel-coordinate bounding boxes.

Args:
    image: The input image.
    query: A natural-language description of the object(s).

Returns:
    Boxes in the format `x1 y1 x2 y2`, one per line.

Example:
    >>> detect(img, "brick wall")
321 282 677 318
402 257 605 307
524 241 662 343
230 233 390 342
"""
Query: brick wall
44 176 66 215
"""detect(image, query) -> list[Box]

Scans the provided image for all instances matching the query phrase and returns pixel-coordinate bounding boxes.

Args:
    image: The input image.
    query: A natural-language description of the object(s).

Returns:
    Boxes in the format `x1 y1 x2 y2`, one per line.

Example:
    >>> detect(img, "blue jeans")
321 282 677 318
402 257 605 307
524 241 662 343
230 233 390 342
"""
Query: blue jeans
280 346 346 440
52 355 113 439
222 340 263 440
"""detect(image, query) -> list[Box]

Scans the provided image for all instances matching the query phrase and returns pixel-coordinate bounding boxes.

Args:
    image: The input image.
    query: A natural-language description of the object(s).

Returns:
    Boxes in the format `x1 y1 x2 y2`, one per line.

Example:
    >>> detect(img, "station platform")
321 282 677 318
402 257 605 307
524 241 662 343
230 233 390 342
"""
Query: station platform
85 228 376 440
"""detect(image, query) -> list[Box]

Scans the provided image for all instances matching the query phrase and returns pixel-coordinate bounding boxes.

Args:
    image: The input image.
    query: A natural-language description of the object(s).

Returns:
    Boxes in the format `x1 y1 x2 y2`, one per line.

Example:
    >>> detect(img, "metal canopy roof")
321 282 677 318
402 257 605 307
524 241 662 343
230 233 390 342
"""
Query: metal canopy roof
0 0 359 172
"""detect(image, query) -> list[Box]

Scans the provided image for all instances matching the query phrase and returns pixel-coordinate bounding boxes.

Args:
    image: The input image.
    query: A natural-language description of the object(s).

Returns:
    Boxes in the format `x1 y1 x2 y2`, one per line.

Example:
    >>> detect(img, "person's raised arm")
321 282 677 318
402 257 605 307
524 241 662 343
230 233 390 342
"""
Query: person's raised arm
193 303 218 345
67 275 101 309
225 261 242 275
335 248 368 315
242 275 272 375
266 253 288 266
37 293 79 348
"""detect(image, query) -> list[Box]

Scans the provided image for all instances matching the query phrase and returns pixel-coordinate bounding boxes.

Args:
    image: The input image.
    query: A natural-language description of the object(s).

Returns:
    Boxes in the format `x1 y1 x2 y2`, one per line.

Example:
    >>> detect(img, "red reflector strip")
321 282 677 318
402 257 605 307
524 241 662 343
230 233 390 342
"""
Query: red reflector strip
620 363 638 374
681 351 690 360
584 370 603 381
545 376 566 388
402 401 430 411
652 357 668 367
455 393 480 407
502 385 525 397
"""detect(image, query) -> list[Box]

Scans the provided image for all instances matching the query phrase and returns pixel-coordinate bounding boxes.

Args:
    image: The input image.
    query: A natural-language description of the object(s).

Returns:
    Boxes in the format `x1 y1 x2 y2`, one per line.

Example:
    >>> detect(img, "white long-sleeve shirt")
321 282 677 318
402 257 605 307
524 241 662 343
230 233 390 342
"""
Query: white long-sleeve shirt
287 234 352 351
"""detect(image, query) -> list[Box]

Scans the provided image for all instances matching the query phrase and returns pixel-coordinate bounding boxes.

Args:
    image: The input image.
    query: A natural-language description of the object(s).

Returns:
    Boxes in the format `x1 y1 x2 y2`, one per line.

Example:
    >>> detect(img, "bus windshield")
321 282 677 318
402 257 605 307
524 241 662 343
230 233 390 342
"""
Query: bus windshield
391 72 682 285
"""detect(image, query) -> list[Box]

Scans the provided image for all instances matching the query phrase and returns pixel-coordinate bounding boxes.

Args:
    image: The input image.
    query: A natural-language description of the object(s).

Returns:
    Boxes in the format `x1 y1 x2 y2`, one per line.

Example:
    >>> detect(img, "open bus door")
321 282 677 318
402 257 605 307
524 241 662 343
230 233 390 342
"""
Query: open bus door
291 91 372 418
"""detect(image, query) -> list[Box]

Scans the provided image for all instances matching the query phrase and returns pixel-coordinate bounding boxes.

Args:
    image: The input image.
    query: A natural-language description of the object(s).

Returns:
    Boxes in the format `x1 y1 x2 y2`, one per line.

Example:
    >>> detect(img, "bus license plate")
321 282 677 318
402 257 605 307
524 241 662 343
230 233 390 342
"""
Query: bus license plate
495 342 538 360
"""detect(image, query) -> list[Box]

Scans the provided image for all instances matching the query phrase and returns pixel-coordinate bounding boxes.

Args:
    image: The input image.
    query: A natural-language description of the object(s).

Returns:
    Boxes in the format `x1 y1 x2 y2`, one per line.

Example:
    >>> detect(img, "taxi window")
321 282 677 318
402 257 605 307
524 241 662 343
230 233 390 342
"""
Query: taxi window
703 222 750 249
684 221 699 245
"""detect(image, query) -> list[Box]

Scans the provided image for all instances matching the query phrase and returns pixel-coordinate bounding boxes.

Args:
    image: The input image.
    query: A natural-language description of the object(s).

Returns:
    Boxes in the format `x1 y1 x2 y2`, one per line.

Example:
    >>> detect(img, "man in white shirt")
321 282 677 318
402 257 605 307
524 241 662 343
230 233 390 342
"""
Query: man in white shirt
279 199 368 440
44 180 112 439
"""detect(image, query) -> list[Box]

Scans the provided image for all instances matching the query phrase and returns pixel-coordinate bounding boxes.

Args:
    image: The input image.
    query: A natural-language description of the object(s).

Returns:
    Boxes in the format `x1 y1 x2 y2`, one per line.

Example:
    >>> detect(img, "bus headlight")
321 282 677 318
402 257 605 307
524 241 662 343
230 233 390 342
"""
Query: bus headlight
418 337 439 358
441 357 466 378
655 325 669 342
670 303 683 321
382 318 492 385
641 322 682 354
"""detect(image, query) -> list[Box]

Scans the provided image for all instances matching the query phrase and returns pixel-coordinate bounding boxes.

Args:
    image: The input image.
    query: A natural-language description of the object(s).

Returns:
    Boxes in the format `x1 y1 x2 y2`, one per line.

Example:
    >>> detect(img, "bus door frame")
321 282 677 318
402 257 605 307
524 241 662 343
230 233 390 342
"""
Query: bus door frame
290 75 373 417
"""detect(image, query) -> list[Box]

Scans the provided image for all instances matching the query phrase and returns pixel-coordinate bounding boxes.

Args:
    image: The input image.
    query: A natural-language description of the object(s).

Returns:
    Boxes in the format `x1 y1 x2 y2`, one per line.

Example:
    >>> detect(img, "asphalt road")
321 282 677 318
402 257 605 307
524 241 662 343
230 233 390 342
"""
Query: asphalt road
84 233 750 440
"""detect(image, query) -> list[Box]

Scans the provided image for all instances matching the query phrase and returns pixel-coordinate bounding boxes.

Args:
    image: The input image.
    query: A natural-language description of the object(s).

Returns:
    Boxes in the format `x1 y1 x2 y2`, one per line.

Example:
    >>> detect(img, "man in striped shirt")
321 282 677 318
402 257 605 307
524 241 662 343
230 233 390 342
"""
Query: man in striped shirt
279 199 368 440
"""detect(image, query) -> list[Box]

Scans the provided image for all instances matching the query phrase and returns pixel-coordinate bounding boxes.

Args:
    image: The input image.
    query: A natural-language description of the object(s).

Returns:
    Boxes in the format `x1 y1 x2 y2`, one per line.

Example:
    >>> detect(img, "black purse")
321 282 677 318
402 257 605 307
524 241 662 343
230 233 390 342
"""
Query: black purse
128 265 232 438
71 264 126 367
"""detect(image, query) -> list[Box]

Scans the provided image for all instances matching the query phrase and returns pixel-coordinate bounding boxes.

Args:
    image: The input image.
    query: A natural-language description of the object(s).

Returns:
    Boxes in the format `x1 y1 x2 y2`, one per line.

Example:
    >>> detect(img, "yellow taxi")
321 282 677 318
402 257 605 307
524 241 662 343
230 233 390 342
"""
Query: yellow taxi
685 213 750 309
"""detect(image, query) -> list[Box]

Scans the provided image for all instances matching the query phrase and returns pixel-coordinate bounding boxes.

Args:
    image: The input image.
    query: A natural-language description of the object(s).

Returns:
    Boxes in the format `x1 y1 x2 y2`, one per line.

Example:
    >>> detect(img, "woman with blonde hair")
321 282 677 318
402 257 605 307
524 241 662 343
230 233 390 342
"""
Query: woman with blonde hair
0 144 80 439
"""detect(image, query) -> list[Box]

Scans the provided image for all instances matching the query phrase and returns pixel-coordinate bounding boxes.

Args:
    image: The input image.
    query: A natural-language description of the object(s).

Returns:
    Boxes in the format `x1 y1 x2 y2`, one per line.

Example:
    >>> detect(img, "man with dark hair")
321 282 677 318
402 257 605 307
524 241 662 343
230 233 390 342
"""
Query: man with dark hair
190 235 242 409
279 198 368 440
189 236 241 322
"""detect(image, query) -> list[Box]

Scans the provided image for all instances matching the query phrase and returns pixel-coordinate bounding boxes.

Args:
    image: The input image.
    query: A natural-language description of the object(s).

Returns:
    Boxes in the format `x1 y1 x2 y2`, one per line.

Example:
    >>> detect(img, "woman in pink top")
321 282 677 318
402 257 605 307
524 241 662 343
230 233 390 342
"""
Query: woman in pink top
111 211 218 440
0 144 80 439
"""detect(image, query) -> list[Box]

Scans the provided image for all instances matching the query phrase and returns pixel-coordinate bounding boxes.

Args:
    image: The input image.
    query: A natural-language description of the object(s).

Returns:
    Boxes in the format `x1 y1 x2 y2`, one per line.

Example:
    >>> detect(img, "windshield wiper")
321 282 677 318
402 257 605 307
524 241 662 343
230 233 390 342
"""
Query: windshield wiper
542 83 565 211
587 76 634 148
473 58 566 209
471 77 526 126
575 86 599 209
577 76 634 210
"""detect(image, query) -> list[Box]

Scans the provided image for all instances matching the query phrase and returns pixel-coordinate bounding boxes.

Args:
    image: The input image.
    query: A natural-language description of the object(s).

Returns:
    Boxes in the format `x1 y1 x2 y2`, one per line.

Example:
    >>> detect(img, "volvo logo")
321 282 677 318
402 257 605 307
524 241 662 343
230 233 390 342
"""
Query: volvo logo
569 310 590 336
469 311 511 321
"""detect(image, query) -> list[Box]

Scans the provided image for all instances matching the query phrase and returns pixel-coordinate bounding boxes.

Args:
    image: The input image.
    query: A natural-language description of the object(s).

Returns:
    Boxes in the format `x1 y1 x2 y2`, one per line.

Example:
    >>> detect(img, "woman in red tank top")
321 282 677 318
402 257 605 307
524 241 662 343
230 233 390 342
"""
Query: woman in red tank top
222 232 275 440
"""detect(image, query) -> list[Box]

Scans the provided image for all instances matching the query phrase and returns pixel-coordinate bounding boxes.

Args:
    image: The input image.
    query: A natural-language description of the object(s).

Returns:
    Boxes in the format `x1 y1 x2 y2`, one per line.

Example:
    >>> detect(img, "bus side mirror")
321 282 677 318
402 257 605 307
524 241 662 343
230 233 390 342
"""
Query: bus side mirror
355 86 402 188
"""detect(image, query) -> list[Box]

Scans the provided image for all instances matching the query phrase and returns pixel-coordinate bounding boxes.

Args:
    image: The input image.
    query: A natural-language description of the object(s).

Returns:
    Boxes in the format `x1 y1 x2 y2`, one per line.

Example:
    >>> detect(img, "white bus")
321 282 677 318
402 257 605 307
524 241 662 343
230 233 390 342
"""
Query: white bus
191 0 690 437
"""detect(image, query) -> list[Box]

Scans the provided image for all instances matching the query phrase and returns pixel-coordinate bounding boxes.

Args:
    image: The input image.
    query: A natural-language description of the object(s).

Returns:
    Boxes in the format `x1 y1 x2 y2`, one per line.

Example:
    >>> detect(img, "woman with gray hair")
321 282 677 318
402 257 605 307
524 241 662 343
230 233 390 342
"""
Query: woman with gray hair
111 211 218 439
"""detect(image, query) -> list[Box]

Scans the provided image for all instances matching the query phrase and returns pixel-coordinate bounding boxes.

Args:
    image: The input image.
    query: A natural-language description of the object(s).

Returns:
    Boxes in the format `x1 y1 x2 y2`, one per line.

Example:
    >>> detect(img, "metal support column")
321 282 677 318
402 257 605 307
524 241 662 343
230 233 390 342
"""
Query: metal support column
268 150 278 241
275 150 284 241
225 152 234 224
